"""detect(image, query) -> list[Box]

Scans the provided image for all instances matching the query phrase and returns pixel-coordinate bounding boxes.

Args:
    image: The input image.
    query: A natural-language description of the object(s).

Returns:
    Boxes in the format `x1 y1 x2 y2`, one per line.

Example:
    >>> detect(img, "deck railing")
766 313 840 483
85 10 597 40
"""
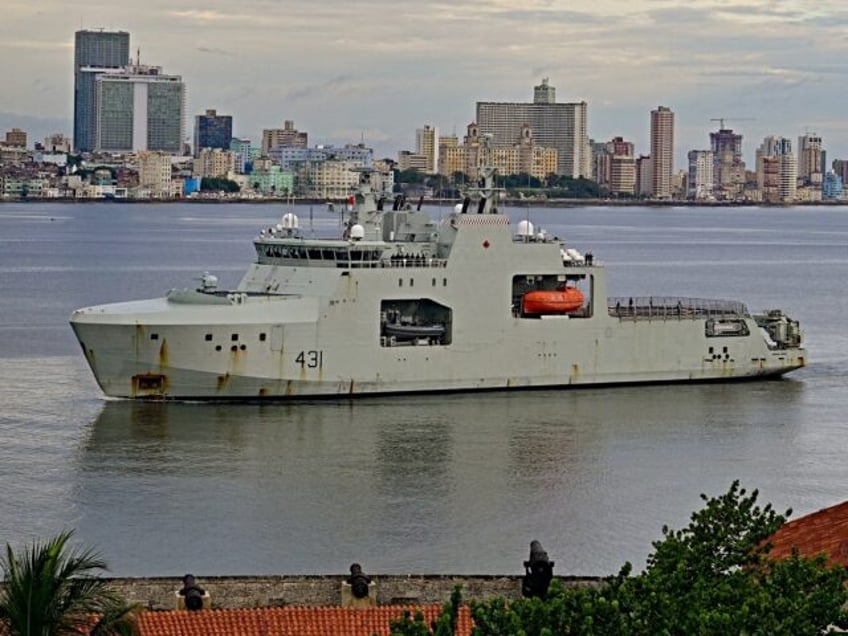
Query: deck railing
608 297 749 320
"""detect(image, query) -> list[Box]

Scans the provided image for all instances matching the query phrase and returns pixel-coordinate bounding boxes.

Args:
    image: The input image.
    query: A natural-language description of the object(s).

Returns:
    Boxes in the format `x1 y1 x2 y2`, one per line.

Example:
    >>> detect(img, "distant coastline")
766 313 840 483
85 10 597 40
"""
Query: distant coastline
2 197 847 208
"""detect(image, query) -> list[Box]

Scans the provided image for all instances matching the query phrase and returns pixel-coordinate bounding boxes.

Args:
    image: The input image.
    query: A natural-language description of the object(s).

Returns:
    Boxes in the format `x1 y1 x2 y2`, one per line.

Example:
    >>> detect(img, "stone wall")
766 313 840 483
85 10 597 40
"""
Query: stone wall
106 574 603 610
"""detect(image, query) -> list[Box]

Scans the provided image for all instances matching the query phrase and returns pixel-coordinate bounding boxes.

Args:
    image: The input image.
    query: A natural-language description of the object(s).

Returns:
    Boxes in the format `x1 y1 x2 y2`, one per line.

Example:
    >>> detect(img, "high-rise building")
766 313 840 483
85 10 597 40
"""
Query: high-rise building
261 120 307 155
649 106 674 199
832 159 848 186
823 172 843 200
797 133 823 187
595 137 635 195
688 150 714 200
74 29 130 153
709 128 745 200
756 136 796 203
4 128 27 148
476 81 590 178
194 110 233 157
636 155 653 197
229 137 252 174
533 78 556 104
94 64 185 154
416 125 438 174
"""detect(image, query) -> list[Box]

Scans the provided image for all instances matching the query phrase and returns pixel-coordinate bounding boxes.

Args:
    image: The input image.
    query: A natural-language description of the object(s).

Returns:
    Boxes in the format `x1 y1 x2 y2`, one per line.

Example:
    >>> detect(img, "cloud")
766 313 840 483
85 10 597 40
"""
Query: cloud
197 46 235 57
285 76 361 102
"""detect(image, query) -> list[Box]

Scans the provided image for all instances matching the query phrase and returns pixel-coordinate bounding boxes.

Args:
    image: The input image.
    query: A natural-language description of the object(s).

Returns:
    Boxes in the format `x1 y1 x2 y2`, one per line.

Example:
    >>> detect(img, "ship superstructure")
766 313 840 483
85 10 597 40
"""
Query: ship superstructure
71 166 805 400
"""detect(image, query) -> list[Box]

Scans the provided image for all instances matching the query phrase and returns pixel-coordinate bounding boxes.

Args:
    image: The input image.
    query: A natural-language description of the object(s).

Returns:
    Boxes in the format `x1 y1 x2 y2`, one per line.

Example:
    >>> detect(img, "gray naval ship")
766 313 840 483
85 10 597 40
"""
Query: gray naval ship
71 166 806 400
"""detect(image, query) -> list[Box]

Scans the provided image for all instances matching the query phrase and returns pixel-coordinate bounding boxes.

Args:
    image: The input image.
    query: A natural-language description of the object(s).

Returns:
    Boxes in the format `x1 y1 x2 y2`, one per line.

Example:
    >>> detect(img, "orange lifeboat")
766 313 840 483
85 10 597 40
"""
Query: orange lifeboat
522 286 584 315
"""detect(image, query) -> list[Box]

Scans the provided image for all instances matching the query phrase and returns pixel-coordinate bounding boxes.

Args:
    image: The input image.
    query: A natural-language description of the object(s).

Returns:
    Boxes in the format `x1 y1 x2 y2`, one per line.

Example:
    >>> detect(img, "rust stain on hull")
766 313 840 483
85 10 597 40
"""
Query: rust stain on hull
131 373 168 397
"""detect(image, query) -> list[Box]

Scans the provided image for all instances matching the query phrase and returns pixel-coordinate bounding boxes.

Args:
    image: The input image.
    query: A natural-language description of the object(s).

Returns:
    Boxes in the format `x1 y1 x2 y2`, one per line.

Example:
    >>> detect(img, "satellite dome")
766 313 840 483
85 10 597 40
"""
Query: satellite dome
281 213 299 229
454 203 463 214
349 224 365 240
516 219 534 237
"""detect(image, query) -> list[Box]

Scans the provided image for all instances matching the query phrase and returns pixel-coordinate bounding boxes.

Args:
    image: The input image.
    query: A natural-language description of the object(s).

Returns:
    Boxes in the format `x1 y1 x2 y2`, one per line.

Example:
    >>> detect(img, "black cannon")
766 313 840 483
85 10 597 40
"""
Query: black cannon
178 573 206 611
522 540 554 599
347 563 372 599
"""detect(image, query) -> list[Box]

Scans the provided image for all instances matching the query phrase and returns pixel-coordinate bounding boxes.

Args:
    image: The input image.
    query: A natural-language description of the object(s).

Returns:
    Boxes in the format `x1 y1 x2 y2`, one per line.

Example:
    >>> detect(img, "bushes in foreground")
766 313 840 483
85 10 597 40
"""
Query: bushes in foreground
393 481 848 635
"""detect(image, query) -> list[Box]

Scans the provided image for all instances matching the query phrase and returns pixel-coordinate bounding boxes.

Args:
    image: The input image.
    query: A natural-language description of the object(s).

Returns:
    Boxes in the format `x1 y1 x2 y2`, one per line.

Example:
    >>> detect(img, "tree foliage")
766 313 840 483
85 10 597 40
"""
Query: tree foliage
390 585 463 636
0 529 139 636
200 177 240 193
399 482 848 636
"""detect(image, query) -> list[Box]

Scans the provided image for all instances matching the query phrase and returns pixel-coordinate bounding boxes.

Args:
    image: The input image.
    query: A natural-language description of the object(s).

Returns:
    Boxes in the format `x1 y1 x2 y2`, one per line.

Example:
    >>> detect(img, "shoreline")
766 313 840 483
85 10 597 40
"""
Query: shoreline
2 197 847 208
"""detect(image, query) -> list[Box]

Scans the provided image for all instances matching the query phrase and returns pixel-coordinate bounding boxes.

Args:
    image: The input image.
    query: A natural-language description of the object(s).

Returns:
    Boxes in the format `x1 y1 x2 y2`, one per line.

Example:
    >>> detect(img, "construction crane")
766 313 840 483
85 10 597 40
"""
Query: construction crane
710 117 754 129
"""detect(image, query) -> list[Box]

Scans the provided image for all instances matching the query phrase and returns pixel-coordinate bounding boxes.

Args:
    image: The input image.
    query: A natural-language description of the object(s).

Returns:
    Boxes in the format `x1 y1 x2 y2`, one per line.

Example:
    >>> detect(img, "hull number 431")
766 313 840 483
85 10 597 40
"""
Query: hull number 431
296 350 323 369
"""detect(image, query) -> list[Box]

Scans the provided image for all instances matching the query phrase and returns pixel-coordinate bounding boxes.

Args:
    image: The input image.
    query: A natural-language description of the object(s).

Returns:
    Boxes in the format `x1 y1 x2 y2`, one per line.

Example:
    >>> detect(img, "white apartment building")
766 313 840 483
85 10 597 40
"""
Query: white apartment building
137 151 172 197
757 136 796 203
687 150 714 200
476 81 590 178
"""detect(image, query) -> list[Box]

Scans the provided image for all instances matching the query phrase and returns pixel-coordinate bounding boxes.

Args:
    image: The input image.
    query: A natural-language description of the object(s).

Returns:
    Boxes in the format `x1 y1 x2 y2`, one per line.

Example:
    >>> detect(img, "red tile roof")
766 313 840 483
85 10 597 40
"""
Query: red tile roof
768 500 848 567
138 605 473 636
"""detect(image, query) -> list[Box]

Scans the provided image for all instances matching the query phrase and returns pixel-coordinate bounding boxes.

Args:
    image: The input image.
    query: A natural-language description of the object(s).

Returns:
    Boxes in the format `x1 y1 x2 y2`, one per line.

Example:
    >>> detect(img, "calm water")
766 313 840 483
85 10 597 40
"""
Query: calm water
1 201 847 577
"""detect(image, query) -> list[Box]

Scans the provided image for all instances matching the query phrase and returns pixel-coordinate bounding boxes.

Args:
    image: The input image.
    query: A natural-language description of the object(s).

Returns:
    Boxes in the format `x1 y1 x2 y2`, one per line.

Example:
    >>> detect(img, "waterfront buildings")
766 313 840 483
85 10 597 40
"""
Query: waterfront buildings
194 110 233 157
476 80 590 178
397 125 441 175
432 122 556 182
832 159 848 187
94 63 185 154
261 120 307 155
687 150 714 200
193 148 237 178
416 125 438 174
73 29 130 153
229 138 253 174
248 164 294 196
649 106 674 199
756 136 796 203
595 137 635 195
137 151 173 198
797 133 824 188
823 172 843 200
709 128 746 200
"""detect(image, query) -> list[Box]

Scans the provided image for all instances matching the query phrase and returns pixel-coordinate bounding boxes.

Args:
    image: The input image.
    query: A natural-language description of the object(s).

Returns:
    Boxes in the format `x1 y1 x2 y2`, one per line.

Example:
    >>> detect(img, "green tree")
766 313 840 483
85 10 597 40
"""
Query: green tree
390 585 463 636
200 177 240 193
0 530 139 636
465 482 848 635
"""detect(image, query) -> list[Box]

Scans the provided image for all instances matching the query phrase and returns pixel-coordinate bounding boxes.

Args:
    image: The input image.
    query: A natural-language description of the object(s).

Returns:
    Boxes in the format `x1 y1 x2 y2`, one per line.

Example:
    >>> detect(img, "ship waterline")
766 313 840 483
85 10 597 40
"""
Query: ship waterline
70 167 805 400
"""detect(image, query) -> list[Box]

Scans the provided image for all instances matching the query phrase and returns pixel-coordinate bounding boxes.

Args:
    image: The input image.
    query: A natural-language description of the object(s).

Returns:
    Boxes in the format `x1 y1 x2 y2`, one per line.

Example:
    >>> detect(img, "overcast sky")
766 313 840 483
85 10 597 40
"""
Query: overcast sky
2 0 848 167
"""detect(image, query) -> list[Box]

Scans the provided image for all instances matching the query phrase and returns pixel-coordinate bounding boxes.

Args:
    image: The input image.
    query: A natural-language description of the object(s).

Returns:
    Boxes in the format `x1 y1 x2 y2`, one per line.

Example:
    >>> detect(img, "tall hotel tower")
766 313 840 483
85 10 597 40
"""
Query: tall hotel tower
95 64 185 154
650 106 674 199
477 80 589 178
74 29 130 152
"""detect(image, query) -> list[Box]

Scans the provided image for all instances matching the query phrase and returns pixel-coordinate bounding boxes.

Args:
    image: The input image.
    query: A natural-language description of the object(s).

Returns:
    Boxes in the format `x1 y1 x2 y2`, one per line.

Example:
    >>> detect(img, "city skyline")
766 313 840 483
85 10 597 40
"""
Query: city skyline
3 1 848 166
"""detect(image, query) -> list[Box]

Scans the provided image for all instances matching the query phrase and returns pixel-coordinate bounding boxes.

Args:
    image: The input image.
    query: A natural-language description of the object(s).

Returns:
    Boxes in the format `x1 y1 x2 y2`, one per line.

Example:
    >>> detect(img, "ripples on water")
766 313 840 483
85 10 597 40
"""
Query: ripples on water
1 202 847 576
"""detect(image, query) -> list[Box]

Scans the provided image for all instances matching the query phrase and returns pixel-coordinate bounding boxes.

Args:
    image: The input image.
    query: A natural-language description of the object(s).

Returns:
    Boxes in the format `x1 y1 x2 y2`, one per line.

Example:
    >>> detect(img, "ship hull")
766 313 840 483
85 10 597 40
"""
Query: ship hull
70 193 806 401
71 307 805 400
